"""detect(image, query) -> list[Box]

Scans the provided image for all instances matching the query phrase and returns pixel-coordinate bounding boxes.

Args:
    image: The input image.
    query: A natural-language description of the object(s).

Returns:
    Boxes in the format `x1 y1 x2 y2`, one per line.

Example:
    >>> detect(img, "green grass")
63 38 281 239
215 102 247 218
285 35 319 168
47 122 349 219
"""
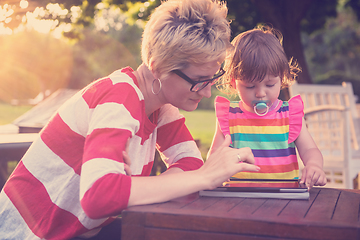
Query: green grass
179 109 216 159
0 103 32 125
0 103 33 177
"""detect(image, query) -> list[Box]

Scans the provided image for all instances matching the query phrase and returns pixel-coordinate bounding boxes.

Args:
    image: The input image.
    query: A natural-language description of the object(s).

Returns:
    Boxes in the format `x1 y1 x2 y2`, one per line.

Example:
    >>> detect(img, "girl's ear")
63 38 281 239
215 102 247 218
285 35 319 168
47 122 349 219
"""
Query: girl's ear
230 78 236 89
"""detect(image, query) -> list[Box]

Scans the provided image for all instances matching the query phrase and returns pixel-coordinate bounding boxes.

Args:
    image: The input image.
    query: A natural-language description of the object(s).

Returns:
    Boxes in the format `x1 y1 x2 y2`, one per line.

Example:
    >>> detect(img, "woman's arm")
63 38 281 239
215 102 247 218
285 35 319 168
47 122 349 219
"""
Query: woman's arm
128 135 259 207
295 119 327 188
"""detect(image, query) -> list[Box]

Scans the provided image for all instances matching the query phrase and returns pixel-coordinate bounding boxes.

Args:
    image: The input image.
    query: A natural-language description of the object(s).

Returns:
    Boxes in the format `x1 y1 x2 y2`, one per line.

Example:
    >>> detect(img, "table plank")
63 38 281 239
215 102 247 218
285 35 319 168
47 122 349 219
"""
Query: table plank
229 198 268 217
332 190 360 223
122 188 360 240
305 188 352 223
202 197 245 212
121 212 146 239
181 195 221 211
154 192 198 210
146 228 280 240
251 198 290 218
279 188 320 220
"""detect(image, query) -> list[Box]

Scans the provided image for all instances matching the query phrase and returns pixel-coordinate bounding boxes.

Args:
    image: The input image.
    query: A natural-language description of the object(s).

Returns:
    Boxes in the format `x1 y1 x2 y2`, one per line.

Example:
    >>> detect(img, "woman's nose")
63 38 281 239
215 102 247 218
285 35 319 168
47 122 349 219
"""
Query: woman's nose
198 84 212 98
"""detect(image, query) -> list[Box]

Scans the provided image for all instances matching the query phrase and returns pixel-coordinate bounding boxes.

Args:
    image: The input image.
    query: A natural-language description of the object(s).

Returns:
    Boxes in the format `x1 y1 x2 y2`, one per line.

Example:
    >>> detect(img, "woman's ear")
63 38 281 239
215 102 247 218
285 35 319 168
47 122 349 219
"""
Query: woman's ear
149 61 160 79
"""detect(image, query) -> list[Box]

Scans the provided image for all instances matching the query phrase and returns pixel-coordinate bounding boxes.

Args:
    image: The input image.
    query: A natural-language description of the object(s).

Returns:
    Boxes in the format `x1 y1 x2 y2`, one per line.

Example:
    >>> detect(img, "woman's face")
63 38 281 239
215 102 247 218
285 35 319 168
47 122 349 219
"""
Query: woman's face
159 60 222 111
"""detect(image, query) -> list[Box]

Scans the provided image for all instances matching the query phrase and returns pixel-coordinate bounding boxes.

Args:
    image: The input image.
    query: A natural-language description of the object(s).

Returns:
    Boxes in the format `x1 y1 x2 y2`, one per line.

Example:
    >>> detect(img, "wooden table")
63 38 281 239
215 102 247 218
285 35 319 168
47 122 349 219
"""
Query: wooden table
122 188 360 240
0 133 38 188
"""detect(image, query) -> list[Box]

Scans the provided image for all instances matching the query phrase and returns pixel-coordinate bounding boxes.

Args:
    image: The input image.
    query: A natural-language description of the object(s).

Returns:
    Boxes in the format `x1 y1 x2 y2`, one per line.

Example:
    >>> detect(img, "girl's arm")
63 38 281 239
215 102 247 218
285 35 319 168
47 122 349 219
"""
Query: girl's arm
295 118 327 188
207 119 226 159
128 135 259 207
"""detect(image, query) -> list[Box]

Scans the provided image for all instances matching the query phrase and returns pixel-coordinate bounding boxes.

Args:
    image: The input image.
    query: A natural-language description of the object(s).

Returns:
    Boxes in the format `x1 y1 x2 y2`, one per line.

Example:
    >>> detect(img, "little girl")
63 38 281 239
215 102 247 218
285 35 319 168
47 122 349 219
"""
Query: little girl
208 25 327 189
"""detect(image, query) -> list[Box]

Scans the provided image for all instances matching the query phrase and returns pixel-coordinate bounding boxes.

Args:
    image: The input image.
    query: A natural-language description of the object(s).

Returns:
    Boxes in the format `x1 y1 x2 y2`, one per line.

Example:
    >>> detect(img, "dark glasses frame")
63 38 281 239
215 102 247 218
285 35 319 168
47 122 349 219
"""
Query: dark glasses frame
172 67 226 92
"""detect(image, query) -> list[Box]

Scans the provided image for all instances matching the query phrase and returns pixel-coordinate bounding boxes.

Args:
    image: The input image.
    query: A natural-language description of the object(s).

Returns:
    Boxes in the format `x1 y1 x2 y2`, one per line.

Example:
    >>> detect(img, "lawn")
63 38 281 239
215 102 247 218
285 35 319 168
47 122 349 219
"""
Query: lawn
0 103 32 125
179 109 216 159
0 103 33 176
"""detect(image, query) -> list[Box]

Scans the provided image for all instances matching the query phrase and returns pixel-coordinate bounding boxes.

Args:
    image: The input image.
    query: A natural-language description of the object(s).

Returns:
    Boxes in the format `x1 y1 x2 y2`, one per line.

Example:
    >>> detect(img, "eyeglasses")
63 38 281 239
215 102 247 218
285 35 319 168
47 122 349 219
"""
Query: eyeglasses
172 67 225 92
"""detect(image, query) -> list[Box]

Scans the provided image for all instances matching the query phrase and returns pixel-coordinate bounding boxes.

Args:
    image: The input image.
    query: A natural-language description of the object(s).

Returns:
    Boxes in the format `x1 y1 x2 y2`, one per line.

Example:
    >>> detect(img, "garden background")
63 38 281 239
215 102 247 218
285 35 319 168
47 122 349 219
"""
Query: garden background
1 0 360 158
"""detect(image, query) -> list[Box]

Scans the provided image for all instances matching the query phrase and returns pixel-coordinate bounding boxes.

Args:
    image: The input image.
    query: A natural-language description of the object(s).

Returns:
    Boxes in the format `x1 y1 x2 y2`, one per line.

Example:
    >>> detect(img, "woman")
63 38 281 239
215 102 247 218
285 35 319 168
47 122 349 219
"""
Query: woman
0 0 259 239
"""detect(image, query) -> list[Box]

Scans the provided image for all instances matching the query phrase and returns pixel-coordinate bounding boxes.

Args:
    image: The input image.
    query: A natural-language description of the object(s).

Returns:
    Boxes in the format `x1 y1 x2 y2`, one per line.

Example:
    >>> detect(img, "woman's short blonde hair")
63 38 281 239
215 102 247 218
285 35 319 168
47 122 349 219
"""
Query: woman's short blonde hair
142 0 232 78
219 25 301 95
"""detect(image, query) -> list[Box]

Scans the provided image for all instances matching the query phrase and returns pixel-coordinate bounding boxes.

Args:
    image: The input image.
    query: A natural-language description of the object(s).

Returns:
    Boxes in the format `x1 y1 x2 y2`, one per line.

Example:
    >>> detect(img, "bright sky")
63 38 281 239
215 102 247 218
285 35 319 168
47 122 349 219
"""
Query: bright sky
0 1 77 38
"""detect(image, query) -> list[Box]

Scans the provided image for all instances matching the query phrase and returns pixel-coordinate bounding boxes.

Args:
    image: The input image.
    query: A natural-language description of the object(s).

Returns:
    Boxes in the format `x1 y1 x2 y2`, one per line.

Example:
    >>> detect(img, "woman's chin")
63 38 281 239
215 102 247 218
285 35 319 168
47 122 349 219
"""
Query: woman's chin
180 103 198 112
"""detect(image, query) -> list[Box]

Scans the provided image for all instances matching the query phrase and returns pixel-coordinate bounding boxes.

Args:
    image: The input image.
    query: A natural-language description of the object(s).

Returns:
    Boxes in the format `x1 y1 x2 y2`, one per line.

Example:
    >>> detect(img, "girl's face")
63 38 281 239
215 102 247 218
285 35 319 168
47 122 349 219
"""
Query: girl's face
235 74 281 114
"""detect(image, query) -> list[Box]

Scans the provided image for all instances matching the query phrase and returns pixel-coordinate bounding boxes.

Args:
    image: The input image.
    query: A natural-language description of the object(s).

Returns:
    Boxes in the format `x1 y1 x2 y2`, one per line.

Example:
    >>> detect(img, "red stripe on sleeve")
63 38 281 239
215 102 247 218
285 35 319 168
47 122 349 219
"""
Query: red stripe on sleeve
4 162 88 239
156 118 193 152
81 173 131 219
167 157 203 171
83 128 131 164
41 113 85 175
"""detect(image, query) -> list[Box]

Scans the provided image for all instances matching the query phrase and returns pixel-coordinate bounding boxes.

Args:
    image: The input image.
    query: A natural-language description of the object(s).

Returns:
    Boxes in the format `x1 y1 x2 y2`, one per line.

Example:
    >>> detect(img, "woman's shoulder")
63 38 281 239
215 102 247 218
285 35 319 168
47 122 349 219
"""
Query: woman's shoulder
87 67 136 87
80 68 144 111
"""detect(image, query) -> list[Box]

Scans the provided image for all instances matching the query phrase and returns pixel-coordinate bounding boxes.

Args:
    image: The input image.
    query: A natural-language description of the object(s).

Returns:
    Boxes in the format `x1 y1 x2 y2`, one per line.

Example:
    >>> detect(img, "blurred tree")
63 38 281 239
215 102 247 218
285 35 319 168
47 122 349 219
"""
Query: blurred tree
68 26 139 89
303 2 360 100
346 0 360 20
0 1 143 101
1 0 359 87
0 30 72 103
226 0 338 84
0 0 159 37
66 3 143 89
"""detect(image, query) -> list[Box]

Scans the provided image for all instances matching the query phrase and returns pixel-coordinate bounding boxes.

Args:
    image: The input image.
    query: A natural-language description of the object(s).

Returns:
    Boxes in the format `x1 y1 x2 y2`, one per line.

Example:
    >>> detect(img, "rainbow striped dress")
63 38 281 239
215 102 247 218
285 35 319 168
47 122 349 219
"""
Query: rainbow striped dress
215 95 304 179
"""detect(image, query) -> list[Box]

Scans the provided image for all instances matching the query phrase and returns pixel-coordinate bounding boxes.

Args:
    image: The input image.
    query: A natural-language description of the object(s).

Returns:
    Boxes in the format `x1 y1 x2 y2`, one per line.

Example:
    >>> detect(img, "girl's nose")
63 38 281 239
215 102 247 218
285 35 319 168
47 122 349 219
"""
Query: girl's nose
255 88 266 98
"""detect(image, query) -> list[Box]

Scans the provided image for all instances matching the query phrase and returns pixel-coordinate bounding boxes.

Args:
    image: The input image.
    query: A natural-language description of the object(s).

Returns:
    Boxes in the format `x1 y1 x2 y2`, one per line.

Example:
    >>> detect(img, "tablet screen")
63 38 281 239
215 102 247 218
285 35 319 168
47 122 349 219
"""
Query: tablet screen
223 179 306 189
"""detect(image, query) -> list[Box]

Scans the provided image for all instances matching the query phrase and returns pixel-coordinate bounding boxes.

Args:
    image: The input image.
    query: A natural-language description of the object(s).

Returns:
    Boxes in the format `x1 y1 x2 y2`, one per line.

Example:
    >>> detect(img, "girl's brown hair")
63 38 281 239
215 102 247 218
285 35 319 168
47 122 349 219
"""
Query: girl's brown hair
218 25 301 94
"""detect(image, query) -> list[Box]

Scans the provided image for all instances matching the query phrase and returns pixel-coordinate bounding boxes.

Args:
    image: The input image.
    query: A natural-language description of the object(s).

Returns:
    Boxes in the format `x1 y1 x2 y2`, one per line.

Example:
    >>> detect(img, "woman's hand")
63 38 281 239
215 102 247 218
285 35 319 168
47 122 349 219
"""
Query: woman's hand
129 136 258 207
200 135 260 190
300 164 327 189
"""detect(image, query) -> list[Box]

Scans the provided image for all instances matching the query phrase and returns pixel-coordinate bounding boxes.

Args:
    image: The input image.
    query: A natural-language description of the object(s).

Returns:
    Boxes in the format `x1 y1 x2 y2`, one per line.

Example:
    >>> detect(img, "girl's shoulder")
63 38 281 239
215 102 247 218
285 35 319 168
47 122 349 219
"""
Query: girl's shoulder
287 95 303 109
215 95 231 104
215 96 241 110
287 95 304 143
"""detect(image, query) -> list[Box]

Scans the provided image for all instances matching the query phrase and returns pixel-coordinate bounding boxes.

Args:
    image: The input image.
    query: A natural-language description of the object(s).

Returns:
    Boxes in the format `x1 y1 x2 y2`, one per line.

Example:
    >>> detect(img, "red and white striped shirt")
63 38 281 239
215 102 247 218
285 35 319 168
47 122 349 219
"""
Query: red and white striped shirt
0 67 203 239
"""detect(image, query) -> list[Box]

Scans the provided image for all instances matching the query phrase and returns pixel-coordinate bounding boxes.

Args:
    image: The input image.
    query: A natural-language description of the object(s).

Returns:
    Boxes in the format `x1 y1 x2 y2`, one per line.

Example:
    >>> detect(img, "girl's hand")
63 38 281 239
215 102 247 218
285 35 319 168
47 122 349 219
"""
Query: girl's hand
300 164 327 189
295 119 327 189
200 135 260 189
